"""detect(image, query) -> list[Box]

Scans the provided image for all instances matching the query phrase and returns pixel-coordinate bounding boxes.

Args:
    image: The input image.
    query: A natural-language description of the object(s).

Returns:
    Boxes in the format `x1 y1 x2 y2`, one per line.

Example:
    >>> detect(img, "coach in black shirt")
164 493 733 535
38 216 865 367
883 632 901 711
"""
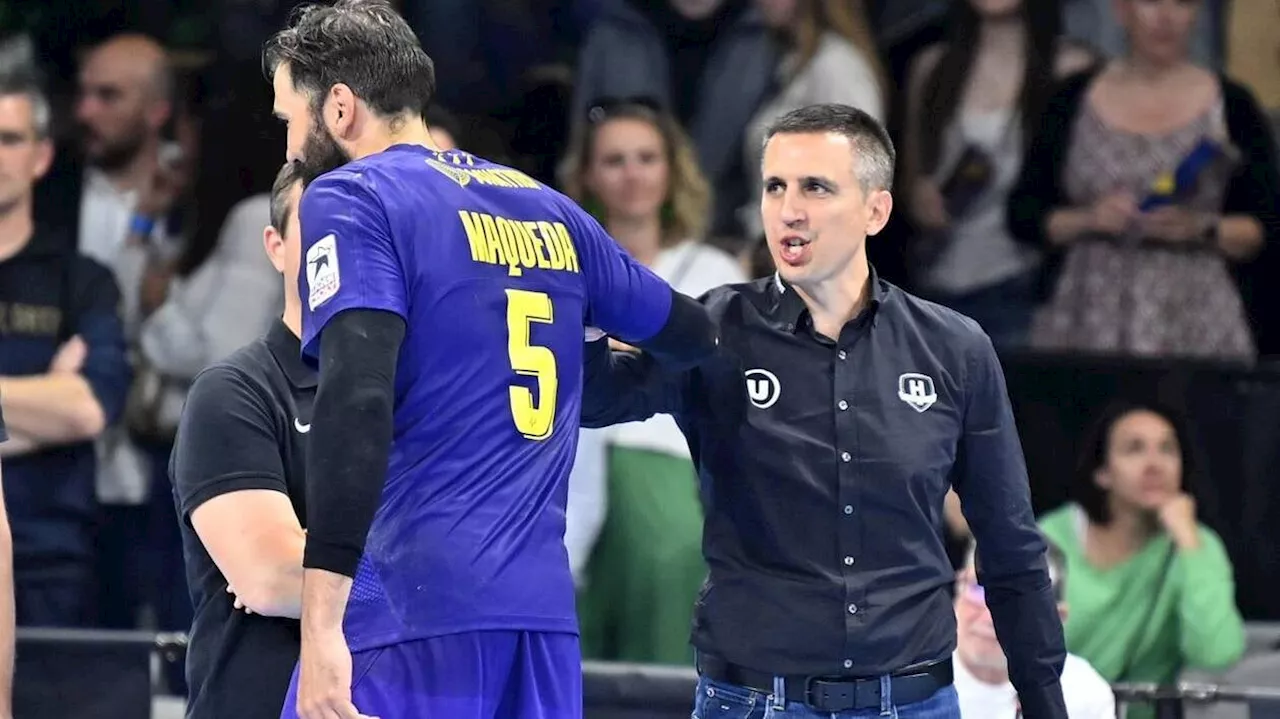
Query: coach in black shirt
582 104 1067 719
170 162 311 719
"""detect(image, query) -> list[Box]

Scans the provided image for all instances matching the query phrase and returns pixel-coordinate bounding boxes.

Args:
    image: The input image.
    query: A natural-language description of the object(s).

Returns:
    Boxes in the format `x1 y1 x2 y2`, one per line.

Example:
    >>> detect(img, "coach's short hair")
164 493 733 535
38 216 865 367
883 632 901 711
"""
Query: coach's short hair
968 539 1068 603
269 162 305 238
763 103 895 192
0 69 51 140
263 0 435 122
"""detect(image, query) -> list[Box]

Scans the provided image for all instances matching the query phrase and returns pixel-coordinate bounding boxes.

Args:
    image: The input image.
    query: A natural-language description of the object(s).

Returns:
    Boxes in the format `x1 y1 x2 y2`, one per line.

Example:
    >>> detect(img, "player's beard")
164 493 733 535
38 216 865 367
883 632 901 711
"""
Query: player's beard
298 121 352 185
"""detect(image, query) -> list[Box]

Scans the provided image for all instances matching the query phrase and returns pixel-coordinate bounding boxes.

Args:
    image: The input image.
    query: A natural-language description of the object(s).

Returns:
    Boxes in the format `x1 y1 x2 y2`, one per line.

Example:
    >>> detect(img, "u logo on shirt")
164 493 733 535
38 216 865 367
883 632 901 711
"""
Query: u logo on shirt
745 369 781 409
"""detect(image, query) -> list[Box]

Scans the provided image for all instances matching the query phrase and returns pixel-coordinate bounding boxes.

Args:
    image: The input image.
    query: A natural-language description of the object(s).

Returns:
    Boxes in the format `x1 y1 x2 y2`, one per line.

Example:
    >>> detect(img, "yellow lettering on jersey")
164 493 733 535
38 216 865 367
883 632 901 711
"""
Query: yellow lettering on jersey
553 223 581 273
459 211 583 277
459 210 493 264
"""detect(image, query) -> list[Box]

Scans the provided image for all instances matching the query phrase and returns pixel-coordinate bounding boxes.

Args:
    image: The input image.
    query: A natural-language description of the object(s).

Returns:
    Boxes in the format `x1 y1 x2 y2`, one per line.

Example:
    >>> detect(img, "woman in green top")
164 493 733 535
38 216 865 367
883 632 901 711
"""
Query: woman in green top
1039 402 1245 689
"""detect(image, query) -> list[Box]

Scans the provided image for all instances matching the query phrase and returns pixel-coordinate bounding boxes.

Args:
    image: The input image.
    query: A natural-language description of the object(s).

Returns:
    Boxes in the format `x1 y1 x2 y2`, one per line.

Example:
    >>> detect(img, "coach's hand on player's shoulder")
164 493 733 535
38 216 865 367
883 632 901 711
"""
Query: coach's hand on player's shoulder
297 627 380 719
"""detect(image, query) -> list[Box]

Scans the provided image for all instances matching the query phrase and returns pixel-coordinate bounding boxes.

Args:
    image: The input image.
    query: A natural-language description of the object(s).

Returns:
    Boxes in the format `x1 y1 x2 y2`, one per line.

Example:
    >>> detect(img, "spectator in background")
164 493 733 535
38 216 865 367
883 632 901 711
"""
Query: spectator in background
1039 402 1245 695
0 71 130 627
30 32 189 631
573 0 779 241
954 541 1114 719
558 97 743 665
1007 0 1279 363
902 0 1096 350
740 0 887 241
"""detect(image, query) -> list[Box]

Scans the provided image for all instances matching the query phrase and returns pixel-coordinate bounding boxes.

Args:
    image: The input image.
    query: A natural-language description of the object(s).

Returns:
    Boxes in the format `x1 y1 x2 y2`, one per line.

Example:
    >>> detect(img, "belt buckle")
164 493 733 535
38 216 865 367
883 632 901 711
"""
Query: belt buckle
805 677 862 713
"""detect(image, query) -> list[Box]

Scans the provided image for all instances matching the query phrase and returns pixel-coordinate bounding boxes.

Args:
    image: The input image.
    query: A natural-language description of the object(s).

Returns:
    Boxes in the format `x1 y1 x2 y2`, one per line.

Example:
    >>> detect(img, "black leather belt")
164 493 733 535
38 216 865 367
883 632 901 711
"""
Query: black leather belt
697 655 954 713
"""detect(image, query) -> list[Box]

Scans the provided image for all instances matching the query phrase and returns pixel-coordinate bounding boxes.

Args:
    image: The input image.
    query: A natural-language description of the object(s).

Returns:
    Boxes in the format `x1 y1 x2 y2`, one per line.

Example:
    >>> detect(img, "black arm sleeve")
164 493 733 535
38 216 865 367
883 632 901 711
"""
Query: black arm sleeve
302 308 406 578
631 288 718 371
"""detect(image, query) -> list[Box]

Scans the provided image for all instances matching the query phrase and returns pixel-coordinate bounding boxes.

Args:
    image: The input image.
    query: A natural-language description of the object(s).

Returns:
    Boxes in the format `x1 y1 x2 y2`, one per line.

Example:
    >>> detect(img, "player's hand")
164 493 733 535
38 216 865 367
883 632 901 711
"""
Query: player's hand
297 627 378 719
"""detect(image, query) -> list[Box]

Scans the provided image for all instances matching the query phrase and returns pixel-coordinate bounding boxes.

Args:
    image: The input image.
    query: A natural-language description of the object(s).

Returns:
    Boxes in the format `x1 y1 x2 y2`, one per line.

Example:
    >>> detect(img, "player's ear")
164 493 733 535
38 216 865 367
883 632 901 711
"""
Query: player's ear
328 83 356 136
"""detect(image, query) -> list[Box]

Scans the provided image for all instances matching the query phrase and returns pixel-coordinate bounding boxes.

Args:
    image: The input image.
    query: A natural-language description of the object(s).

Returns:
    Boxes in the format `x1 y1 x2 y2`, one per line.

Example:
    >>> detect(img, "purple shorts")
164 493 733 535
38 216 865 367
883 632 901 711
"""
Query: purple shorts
279 630 582 719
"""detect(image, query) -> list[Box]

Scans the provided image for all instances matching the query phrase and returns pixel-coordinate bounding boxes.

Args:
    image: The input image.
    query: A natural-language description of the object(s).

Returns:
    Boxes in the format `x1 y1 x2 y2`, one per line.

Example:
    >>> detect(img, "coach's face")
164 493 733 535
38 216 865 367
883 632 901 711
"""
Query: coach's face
272 63 351 184
760 132 890 288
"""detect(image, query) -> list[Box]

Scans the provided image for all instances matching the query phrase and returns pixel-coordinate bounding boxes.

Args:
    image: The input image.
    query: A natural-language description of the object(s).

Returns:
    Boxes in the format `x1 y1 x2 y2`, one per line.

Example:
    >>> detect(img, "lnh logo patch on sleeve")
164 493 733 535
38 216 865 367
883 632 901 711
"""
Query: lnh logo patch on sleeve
306 234 340 311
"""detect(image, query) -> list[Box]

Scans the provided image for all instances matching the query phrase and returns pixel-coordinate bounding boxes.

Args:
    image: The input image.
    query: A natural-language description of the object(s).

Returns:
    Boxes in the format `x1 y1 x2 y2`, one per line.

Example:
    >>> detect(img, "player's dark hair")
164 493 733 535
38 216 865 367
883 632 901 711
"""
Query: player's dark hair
263 0 435 122
1072 400 1200 525
269 161 305 237
762 103 896 192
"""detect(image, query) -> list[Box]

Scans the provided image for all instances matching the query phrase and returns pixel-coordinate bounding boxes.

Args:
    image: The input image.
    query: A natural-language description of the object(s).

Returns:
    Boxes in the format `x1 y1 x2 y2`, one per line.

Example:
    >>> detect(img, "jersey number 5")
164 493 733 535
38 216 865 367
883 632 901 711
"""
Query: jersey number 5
505 289 557 441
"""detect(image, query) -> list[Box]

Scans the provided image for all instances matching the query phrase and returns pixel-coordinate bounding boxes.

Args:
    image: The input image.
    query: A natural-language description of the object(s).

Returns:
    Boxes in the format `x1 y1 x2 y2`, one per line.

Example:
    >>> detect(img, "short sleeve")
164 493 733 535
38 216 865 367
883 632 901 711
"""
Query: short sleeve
297 171 408 361
171 364 289 519
0 403 7 443
566 203 672 342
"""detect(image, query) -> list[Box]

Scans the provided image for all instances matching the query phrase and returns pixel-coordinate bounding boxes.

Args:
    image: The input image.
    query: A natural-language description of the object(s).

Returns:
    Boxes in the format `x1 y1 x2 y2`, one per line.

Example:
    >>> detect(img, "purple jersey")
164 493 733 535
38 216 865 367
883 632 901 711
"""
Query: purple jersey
297 145 671 651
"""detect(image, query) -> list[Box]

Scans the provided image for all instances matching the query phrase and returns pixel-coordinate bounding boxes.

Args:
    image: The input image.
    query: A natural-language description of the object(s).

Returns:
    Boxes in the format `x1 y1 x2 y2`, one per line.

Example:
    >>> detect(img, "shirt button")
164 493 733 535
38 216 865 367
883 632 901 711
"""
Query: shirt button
838 350 847 360
844 556 855 566
843 659 853 669
841 451 851 462
837 400 849 411
844 505 853 515
848 603 858 615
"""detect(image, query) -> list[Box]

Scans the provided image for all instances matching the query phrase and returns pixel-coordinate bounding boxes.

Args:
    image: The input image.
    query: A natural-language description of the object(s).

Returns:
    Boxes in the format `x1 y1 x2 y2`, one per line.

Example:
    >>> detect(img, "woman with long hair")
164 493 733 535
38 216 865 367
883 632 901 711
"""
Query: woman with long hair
902 0 1096 349
558 97 743 665
1039 402 1244 692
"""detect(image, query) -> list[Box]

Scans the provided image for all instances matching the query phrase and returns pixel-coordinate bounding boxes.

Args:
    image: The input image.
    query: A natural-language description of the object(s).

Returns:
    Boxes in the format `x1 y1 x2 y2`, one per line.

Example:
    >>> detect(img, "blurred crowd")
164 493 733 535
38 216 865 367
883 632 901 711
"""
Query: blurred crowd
0 0 1277 715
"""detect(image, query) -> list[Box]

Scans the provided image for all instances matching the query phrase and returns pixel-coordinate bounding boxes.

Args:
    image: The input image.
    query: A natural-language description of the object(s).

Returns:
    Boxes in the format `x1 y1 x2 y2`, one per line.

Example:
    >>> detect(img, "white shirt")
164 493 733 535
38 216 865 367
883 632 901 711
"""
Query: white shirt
954 651 1116 719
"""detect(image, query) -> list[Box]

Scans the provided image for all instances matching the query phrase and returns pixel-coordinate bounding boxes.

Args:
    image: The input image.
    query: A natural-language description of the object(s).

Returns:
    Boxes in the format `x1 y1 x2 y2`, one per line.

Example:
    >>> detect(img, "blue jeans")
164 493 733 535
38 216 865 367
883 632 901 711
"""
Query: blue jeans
692 676 961 719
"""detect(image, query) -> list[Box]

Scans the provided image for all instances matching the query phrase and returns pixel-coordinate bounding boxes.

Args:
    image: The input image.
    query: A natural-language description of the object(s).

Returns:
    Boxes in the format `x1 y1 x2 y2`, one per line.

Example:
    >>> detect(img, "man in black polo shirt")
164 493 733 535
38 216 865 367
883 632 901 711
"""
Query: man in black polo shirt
170 161 310 719
0 71 131 628
582 104 1068 718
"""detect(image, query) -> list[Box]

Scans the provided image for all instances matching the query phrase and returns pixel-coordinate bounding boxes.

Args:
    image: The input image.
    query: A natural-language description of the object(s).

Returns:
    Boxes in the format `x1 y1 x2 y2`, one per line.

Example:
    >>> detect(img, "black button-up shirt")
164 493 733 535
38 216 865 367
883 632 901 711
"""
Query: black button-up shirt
582 269 1068 717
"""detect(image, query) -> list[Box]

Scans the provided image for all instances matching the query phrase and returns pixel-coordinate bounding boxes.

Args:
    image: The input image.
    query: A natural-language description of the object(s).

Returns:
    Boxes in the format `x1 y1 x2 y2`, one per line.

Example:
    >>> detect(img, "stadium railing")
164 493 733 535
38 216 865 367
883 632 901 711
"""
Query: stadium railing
12 628 1280 719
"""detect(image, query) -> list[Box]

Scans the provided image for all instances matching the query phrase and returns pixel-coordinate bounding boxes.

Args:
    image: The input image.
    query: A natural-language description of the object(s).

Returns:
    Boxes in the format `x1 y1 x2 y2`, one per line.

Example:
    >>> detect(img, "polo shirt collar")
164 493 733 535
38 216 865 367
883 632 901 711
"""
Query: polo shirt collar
267 320 317 389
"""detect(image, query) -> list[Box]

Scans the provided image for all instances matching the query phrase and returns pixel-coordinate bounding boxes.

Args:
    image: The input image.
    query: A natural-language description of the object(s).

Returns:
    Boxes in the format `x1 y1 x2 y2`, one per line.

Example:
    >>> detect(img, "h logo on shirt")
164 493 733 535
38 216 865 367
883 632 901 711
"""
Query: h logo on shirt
897 373 937 413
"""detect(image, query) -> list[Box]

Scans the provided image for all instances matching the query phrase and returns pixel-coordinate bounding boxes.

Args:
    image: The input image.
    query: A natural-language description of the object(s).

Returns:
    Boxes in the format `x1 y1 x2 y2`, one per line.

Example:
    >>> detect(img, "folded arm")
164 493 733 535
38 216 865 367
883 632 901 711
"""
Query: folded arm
1 261 130 453
174 365 306 618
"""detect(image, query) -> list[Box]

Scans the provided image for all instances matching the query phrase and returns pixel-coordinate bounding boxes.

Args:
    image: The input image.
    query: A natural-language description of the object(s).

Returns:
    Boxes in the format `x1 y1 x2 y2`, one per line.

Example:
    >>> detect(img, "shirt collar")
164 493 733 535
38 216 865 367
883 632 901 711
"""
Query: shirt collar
768 263 888 333
267 319 317 389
